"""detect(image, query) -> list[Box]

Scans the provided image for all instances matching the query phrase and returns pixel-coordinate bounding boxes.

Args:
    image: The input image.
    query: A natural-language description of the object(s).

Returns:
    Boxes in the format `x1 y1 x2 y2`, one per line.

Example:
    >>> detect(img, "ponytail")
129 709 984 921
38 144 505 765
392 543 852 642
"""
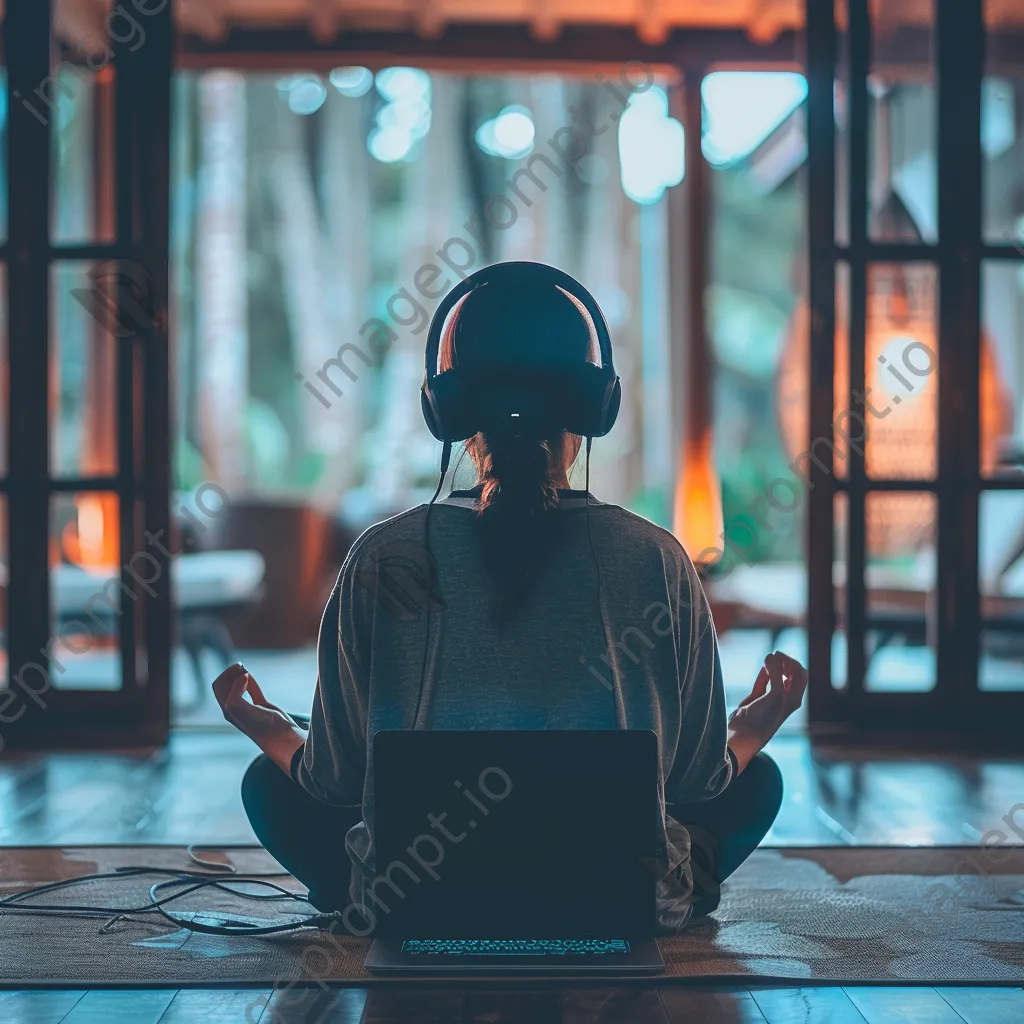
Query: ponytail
469 430 569 626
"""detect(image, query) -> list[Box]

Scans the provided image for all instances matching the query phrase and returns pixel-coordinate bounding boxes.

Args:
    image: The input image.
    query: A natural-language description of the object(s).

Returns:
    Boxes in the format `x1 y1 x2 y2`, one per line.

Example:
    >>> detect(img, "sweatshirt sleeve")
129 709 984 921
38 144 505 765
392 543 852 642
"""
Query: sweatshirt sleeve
291 551 370 808
665 553 734 805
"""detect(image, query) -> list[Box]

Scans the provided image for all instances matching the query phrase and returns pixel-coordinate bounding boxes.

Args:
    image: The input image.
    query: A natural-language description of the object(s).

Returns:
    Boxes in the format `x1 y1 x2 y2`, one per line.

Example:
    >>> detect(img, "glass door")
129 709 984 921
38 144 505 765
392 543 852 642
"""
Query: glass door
806 0 1024 731
977 0 1024 707
1 0 172 749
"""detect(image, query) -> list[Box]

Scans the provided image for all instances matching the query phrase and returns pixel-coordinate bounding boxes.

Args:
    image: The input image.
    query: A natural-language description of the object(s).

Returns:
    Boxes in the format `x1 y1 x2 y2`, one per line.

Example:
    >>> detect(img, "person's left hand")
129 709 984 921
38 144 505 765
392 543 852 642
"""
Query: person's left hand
211 663 298 743
728 650 808 748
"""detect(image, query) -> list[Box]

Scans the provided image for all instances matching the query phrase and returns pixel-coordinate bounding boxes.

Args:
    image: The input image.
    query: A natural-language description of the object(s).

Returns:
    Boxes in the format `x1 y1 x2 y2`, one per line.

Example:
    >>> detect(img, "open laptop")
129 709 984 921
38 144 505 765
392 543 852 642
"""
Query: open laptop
363 730 664 974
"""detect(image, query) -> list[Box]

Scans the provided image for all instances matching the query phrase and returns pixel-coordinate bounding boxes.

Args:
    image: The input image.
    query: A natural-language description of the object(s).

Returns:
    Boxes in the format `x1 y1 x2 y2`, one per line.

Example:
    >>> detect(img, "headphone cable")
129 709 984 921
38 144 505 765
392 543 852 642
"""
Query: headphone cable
412 440 452 730
583 438 623 729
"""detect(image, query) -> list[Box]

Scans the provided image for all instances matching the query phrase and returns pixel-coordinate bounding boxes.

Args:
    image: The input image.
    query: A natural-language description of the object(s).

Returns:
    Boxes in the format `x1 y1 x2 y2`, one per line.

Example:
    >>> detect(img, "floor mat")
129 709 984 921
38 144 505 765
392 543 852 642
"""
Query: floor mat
0 845 1021 985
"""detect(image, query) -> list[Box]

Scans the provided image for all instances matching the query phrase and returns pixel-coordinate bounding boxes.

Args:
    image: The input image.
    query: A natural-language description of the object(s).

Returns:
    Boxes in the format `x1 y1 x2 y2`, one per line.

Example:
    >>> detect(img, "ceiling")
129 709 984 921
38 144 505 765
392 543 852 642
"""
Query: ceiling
42 0 1024 52
169 0 802 44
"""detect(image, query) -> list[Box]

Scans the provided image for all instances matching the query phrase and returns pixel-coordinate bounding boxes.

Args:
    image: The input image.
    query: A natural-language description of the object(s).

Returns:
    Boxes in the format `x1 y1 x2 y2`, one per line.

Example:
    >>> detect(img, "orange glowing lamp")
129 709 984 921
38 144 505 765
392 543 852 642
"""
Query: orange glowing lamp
778 264 1010 557
673 430 724 572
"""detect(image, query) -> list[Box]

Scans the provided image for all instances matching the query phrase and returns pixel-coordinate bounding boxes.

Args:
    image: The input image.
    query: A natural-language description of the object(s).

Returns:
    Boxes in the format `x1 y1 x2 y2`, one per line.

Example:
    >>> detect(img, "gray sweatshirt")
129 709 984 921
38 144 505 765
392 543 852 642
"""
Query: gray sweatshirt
292 488 734 933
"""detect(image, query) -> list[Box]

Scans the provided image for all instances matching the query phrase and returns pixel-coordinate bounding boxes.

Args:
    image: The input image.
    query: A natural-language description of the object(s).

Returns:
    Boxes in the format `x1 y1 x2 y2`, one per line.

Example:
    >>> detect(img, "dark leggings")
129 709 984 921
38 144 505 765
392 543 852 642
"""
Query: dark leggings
241 749 783 921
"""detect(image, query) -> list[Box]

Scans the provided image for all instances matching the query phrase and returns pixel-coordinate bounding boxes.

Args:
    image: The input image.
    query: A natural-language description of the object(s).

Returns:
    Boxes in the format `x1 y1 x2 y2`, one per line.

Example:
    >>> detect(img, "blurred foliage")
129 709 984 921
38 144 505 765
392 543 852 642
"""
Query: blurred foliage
709 120 806 565
174 437 206 492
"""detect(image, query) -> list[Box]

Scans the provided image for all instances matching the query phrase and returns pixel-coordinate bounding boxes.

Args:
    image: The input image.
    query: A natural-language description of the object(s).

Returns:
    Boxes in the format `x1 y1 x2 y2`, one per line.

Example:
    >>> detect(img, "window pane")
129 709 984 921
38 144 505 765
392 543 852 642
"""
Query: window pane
51 4 116 245
0 70 8 244
980 261 1024 477
869 0 937 243
833 491 848 689
834 260 850 480
51 262 118 477
864 491 936 692
49 491 122 691
983 1 1024 244
0 265 7 478
863 263 937 480
0 498 7 688
835 0 849 247
812 263 938 483
979 490 1024 691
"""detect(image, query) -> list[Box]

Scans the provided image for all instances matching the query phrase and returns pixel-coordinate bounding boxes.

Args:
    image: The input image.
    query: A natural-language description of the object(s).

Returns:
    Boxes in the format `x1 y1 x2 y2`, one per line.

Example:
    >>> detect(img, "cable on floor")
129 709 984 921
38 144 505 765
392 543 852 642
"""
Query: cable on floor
0 853 347 937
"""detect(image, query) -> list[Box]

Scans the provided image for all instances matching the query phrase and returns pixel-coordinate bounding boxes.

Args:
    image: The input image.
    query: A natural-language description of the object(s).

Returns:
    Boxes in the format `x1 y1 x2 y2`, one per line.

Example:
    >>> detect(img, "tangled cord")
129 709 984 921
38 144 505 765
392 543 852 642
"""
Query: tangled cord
0 845 343 937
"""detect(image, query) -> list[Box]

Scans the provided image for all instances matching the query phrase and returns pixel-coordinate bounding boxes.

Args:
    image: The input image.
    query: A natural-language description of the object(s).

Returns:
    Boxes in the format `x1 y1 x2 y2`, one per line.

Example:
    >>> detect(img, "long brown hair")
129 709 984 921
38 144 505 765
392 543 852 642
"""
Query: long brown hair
438 281 597 625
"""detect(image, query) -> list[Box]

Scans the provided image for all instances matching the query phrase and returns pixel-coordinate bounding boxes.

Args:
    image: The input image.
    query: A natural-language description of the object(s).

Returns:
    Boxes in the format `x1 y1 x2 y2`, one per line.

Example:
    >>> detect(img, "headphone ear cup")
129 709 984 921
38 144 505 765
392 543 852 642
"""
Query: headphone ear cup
421 387 444 441
421 369 476 442
565 364 620 437
600 376 622 437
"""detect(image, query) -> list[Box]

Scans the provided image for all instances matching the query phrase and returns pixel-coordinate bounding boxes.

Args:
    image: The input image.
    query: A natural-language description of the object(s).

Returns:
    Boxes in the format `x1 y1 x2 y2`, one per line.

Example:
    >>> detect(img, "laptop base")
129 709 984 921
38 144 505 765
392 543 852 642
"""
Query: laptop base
364 936 664 975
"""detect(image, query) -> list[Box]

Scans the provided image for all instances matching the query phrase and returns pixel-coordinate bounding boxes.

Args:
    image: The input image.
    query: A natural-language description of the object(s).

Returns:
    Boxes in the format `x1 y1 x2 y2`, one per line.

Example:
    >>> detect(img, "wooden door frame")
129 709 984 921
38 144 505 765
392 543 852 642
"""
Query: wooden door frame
806 0 1024 740
2 0 172 750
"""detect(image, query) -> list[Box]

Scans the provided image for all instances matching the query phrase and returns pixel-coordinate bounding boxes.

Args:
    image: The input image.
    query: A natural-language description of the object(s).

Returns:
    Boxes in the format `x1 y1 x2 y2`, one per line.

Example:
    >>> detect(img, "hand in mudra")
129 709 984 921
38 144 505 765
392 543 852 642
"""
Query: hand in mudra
729 651 808 746
211 663 297 742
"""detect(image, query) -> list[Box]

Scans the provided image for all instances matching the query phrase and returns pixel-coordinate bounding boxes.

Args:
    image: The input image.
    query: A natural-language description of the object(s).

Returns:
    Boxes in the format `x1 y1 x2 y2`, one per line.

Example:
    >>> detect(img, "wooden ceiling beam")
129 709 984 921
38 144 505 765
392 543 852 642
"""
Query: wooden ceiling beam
176 23 801 72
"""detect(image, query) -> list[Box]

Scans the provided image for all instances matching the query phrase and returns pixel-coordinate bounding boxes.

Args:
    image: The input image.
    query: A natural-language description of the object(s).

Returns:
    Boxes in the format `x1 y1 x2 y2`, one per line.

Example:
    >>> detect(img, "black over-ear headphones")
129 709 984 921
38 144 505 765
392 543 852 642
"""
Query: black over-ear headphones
420 261 621 442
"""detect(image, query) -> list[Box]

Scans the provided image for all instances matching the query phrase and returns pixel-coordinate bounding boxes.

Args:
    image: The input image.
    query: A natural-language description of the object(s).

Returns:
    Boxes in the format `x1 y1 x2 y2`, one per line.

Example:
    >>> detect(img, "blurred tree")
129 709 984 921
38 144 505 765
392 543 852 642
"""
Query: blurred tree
195 70 248 492
366 74 474 510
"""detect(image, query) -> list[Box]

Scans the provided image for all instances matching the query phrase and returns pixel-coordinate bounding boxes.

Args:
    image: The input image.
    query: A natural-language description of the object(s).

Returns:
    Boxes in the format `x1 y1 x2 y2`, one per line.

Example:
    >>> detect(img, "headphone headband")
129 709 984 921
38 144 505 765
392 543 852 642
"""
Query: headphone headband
420 261 621 442
424 261 615 380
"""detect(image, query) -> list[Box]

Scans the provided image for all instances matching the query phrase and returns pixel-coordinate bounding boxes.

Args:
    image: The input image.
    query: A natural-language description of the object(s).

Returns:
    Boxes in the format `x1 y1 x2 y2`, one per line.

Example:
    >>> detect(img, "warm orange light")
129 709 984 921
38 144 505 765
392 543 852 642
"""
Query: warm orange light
673 430 724 571
58 495 120 568
778 266 1011 557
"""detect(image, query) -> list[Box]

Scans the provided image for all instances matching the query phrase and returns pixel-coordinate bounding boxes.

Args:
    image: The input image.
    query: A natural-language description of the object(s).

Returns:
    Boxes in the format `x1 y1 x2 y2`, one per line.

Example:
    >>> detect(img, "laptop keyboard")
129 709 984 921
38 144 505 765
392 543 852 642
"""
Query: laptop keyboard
401 938 630 956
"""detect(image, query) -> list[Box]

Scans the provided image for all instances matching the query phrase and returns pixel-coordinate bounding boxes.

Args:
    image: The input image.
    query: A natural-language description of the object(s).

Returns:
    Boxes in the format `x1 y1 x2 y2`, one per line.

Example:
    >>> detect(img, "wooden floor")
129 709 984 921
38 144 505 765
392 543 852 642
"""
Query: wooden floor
1 730 1022 1022
2 985 1024 1023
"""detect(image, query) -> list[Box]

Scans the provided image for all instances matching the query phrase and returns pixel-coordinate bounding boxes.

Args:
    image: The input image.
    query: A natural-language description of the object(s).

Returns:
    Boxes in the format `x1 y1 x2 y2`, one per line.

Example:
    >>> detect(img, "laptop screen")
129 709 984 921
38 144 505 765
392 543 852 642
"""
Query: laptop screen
372 730 659 939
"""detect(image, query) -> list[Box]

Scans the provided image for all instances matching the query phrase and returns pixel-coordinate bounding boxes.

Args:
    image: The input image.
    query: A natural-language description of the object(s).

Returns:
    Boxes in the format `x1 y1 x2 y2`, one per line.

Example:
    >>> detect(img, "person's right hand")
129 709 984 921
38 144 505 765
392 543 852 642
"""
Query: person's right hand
728 651 808 751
